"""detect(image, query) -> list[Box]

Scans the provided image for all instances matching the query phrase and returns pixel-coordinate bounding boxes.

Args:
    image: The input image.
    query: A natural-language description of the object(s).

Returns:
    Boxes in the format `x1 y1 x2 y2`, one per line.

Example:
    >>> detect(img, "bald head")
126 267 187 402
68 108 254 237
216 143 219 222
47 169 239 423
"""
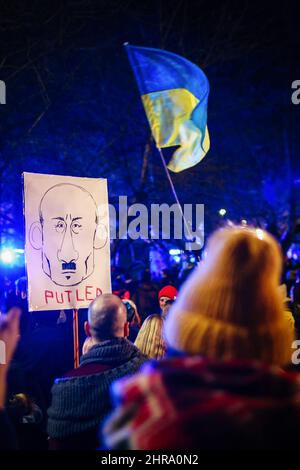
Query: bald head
87 294 127 341
39 184 98 225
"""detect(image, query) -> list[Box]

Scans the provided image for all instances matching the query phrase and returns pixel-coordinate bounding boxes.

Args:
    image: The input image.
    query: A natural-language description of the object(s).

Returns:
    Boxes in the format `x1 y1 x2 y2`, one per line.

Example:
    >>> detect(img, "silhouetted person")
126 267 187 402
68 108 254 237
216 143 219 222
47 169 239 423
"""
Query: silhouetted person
132 270 159 321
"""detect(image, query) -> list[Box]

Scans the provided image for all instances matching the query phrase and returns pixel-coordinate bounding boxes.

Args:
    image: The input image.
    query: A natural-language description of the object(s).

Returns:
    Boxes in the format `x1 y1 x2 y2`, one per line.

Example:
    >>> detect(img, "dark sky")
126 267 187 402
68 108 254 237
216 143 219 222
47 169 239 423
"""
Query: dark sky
0 0 300 245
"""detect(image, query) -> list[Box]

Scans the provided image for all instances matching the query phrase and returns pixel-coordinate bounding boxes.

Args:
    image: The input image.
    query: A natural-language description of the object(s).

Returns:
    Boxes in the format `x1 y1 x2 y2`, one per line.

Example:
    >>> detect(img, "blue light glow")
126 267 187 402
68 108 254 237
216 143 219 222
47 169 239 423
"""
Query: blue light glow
0 247 25 266
169 249 181 256
0 249 15 264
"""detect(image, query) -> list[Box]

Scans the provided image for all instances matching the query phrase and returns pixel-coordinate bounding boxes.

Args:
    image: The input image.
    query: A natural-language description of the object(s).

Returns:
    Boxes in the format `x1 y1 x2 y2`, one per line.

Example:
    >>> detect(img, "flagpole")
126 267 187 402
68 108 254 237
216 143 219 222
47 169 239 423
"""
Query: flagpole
157 146 195 247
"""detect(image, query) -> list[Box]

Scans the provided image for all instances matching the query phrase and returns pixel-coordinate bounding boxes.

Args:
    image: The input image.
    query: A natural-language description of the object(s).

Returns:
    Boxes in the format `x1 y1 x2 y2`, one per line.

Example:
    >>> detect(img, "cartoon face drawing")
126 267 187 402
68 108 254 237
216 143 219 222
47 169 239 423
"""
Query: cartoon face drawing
29 184 107 286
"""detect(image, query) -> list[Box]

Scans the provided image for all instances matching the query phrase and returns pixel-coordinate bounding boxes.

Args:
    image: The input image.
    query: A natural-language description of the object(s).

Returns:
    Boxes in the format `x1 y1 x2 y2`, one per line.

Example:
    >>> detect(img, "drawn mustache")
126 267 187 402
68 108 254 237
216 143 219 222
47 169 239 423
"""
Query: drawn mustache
62 262 76 270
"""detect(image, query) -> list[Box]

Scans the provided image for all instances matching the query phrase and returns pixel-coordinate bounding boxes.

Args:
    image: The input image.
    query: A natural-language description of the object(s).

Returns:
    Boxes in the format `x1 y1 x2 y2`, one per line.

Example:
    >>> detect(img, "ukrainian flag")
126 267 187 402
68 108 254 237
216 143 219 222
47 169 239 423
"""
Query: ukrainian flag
125 44 210 173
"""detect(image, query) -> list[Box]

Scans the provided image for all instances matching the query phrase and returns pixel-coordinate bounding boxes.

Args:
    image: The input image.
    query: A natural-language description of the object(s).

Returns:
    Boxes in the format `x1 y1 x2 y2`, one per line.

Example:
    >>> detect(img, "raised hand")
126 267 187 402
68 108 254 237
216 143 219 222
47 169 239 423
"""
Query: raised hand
0 307 21 368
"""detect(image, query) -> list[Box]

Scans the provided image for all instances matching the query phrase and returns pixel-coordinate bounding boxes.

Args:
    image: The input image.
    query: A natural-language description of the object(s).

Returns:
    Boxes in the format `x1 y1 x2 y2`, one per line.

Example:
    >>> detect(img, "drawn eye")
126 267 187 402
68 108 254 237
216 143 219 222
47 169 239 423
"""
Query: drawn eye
71 222 82 234
55 221 66 233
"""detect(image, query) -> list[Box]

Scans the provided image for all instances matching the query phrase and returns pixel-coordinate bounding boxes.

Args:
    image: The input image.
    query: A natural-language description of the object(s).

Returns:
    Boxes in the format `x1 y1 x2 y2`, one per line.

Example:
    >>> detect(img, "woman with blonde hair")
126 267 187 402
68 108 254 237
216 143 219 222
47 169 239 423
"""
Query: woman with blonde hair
103 227 300 450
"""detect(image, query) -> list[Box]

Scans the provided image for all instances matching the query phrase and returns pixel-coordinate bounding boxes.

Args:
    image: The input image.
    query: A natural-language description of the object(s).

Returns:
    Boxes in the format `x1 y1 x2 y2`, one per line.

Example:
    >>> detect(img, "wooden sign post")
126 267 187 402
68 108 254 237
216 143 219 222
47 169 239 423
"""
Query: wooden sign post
73 309 79 368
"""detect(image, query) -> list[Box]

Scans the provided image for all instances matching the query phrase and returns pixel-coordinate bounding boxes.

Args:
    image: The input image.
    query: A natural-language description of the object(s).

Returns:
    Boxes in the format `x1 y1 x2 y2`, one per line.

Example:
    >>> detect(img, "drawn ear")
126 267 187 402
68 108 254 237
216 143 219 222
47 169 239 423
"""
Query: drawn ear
29 221 43 250
94 223 107 249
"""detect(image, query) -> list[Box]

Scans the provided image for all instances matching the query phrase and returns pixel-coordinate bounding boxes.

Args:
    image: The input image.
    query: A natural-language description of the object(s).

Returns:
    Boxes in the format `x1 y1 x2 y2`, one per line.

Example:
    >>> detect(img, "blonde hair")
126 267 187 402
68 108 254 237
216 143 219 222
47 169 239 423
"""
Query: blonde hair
164 226 294 366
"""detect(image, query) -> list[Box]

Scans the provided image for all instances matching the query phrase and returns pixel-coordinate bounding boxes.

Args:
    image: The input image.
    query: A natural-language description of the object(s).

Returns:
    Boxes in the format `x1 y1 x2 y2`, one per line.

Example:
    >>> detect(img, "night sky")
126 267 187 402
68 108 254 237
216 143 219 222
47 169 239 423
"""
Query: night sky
0 0 300 250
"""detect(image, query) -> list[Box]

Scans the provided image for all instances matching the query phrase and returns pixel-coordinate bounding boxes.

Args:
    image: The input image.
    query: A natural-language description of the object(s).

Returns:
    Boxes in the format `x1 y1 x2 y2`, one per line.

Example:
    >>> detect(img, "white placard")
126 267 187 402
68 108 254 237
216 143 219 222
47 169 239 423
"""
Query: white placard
24 172 111 311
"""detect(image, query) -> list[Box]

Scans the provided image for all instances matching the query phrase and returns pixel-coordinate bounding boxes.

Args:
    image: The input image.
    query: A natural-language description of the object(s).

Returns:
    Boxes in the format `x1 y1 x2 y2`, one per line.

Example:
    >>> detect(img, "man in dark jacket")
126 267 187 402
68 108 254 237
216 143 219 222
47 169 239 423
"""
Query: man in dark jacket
47 294 147 450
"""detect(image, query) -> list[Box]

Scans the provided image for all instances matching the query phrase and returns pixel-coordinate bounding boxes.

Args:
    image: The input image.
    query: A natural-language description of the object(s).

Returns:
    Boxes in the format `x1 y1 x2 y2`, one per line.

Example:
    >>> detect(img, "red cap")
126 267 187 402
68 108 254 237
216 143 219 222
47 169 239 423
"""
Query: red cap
158 285 178 301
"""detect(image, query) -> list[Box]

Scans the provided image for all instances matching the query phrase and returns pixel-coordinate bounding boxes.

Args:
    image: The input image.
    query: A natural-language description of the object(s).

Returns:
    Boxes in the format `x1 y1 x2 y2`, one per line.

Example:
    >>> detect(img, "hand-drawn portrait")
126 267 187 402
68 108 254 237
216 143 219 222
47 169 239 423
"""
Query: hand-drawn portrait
29 183 107 287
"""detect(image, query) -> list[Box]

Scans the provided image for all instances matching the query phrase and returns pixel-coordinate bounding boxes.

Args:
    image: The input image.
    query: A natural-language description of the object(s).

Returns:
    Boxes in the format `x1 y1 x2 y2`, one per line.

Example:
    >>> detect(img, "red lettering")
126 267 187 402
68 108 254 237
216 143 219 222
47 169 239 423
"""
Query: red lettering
96 288 102 297
65 290 72 303
76 290 85 302
45 290 54 304
55 292 64 304
85 286 93 301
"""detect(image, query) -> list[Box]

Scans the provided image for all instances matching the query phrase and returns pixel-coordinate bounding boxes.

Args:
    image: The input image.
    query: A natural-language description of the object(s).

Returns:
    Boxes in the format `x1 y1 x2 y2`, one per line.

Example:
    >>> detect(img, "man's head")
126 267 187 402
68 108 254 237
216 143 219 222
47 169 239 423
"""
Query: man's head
29 184 106 286
85 294 128 342
158 285 178 316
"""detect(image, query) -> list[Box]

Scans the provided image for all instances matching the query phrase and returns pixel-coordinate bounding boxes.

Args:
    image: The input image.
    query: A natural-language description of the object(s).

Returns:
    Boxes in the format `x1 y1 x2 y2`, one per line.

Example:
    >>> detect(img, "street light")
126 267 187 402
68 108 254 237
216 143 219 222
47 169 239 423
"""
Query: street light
219 208 227 217
0 249 14 264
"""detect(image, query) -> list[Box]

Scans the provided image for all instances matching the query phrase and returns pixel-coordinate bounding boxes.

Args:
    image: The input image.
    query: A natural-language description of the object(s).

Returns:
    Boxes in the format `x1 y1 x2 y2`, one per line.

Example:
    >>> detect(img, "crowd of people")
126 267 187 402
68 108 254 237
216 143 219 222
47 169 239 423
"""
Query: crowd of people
1 225 300 450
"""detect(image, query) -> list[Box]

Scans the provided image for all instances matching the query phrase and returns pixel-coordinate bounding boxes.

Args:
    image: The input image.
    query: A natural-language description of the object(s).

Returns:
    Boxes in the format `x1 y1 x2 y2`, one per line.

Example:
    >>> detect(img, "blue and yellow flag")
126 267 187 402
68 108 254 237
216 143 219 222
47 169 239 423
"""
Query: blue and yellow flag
125 44 210 173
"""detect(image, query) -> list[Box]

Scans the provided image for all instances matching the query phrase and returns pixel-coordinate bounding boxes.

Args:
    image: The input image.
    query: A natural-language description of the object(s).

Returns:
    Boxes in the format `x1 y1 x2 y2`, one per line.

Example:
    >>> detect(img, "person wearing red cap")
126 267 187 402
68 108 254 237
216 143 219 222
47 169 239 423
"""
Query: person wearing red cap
134 285 177 360
158 285 178 314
